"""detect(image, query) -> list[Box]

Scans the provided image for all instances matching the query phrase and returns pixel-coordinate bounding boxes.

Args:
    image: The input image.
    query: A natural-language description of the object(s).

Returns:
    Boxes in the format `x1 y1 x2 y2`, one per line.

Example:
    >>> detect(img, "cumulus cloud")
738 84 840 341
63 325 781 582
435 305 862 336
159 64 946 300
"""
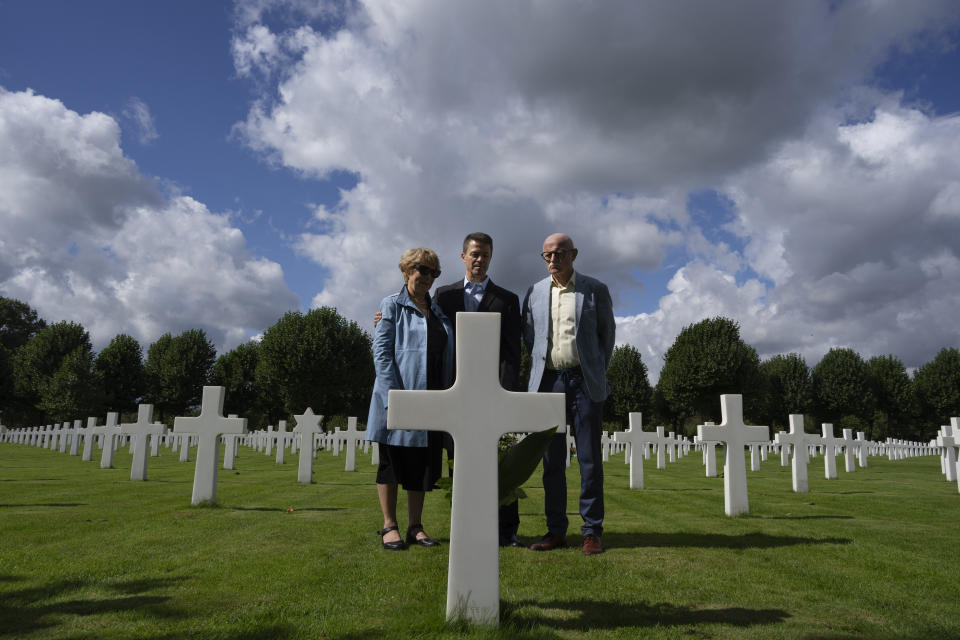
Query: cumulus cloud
0 87 299 352
231 0 960 379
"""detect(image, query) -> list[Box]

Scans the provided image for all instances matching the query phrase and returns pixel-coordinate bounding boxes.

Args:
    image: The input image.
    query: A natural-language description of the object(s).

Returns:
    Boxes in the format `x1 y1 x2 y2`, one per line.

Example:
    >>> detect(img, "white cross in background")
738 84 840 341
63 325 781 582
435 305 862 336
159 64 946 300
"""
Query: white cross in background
614 413 659 489
174 386 248 506
697 395 769 517
820 423 843 480
120 404 165 481
99 412 121 469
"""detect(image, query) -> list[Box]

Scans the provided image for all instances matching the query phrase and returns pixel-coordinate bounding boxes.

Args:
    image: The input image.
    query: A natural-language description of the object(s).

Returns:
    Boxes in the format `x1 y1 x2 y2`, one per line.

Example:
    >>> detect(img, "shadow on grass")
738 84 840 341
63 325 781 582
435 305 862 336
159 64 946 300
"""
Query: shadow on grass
751 515 854 520
229 506 345 512
501 597 790 632
56 625 299 640
0 575 187 636
602 531 851 550
0 503 86 508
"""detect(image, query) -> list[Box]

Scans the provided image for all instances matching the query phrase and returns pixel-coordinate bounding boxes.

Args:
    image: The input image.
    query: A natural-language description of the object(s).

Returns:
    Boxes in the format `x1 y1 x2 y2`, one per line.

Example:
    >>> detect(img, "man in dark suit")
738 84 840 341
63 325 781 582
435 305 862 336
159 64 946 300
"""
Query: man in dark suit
435 232 524 547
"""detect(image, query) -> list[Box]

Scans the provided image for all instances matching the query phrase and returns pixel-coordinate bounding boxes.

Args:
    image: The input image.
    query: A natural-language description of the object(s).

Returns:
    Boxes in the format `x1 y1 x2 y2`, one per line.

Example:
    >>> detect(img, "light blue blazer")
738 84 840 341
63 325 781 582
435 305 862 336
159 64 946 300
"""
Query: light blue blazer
522 271 616 403
365 286 455 447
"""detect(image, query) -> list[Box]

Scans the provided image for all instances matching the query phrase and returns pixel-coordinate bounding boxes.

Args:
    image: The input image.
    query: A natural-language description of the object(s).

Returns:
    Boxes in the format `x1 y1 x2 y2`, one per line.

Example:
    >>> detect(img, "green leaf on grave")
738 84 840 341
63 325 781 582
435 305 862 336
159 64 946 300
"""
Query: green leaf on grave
498 426 558 507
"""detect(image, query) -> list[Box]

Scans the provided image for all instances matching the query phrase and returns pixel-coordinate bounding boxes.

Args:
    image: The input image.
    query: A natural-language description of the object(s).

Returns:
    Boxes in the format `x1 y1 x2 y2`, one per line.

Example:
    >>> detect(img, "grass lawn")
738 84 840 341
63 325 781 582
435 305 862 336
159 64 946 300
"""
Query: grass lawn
1 439 959 639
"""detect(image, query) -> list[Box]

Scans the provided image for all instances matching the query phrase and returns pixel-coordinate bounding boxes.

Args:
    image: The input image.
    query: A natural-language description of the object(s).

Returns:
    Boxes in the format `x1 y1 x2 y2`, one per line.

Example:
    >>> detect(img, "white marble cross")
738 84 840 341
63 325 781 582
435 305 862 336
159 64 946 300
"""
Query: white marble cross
58 422 71 453
99 412 121 469
614 413 660 489
387 312 564 625
81 417 100 461
275 420 288 464
173 386 248 506
120 404 165 481
855 431 869 468
68 420 82 456
293 408 324 483
654 426 669 469
774 414 818 493
841 428 857 473
820 423 842 479
343 416 359 472
699 424 719 477
697 395 769 517
937 423 957 483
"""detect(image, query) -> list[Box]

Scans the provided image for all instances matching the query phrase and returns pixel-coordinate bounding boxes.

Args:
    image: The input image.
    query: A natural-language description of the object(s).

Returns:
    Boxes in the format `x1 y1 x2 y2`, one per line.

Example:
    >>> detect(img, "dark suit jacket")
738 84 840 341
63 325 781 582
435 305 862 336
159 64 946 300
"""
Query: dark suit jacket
435 279 522 391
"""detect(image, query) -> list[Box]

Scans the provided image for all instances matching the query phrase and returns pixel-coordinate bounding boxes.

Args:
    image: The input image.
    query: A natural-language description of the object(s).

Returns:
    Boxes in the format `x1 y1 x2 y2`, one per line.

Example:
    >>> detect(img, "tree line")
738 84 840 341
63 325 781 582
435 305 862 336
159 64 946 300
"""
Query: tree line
2 297 958 439
603 317 960 441
0 298 373 429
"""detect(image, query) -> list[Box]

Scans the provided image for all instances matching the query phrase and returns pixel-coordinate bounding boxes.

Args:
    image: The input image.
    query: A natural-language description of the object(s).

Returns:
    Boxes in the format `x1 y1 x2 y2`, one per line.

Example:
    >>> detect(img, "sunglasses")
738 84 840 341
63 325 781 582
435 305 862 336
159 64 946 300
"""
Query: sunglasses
413 264 442 278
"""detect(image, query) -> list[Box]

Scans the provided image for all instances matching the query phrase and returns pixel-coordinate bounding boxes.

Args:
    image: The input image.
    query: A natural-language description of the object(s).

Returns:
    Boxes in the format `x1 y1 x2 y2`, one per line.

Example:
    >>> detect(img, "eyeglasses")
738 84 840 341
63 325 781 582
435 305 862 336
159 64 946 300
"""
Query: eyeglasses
541 249 574 261
413 264 442 278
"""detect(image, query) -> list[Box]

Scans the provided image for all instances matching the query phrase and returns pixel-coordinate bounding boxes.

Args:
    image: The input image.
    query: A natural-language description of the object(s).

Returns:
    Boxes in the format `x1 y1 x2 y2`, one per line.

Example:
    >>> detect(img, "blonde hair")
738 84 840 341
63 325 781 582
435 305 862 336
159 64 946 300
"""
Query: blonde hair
398 248 440 281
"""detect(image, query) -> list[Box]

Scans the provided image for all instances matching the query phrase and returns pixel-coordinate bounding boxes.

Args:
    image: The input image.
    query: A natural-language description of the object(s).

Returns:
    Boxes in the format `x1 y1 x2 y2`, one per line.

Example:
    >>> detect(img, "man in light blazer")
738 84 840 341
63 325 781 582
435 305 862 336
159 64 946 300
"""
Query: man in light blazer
435 232 524 547
522 233 615 555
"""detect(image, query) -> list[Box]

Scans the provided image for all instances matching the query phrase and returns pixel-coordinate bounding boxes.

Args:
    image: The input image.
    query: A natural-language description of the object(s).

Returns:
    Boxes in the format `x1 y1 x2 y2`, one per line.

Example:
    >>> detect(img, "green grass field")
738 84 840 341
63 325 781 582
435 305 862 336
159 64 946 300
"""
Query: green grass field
1 440 958 639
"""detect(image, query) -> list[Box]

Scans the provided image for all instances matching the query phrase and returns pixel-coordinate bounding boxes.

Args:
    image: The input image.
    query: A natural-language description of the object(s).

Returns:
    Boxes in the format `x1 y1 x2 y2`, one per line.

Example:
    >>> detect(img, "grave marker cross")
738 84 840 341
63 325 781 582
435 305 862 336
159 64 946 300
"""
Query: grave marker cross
821 423 842 479
120 404 165 481
99 413 121 469
387 312 564 625
614 413 659 489
174 386 248 505
774 414 818 493
696 395 769 516
937 423 957 483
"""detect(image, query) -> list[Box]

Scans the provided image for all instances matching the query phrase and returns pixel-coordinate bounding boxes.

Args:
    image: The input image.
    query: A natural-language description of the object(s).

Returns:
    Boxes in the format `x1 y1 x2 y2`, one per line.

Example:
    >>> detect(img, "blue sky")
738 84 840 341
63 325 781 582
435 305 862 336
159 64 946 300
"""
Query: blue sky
2 1 959 381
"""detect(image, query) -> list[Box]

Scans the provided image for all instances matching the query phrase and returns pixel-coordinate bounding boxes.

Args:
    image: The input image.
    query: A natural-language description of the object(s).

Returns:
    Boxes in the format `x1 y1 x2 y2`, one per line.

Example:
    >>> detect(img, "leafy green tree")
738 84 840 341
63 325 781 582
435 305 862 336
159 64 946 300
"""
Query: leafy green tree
657 317 761 432
758 353 810 429
648 384 678 430
912 347 960 440
810 347 874 427
0 344 13 422
255 307 374 420
13 321 92 423
40 345 97 422
0 297 46 351
212 341 261 423
865 354 914 440
94 334 144 415
604 344 652 426
144 329 216 420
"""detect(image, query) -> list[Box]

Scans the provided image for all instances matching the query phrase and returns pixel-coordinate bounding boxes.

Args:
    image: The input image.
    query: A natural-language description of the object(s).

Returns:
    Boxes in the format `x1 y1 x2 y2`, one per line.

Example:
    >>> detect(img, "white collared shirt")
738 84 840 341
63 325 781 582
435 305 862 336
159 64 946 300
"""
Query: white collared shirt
547 272 579 369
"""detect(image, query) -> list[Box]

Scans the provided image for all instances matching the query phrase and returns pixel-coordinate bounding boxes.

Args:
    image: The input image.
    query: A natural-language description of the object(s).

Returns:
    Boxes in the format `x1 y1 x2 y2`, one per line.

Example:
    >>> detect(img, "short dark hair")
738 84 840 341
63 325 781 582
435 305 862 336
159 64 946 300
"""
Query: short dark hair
463 232 493 253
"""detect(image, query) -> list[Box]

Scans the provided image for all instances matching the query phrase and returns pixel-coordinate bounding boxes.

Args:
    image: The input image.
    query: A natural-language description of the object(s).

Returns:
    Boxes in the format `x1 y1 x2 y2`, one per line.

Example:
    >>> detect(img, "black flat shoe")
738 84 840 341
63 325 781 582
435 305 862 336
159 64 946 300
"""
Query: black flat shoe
406 523 440 547
378 525 407 550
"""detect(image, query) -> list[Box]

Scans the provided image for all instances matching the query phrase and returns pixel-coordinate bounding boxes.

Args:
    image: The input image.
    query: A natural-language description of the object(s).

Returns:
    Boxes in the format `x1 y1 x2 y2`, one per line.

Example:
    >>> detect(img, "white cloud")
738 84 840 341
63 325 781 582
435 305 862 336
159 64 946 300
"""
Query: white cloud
232 0 960 381
0 87 299 352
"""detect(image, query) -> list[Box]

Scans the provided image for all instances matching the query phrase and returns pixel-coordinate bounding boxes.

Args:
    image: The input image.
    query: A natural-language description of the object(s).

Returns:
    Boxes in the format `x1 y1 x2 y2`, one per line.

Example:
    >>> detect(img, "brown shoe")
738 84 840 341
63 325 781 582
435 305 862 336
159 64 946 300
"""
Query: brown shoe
581 534 604 555
529 533 566 551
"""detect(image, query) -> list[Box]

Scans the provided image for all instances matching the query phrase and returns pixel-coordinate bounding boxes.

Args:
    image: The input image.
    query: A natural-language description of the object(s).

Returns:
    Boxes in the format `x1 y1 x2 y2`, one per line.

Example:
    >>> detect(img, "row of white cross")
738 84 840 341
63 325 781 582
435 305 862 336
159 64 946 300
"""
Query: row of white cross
612 398 960 518
0 393 374 496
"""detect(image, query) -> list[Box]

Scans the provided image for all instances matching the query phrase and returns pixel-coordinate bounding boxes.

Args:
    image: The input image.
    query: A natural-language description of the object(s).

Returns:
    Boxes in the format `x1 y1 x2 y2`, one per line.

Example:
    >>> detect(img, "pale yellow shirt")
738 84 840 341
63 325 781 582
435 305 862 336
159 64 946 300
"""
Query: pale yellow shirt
547 272 580 370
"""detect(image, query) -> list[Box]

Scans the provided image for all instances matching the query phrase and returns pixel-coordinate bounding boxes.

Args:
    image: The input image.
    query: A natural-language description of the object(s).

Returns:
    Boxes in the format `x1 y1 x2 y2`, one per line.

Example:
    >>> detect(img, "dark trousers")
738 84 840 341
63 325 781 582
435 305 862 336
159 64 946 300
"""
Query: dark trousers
540 367 604 537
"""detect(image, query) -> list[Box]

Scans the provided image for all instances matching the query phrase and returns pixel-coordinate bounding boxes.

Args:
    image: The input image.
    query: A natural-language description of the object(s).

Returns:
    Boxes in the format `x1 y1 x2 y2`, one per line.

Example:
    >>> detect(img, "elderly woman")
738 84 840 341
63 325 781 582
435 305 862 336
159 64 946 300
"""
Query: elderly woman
365 248 455 550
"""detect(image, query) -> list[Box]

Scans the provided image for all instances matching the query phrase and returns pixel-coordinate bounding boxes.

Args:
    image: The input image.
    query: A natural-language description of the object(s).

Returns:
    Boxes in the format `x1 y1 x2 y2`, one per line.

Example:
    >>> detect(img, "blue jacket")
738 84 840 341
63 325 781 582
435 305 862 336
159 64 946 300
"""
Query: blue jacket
365 285 455 447
522 271 616 403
